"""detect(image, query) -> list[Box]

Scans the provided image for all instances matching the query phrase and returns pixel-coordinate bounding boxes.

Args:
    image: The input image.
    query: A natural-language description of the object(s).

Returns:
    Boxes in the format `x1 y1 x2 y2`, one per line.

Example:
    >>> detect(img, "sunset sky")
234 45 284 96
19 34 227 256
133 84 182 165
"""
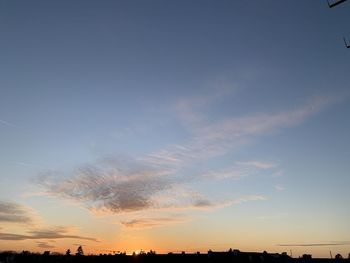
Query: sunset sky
1 0 350 258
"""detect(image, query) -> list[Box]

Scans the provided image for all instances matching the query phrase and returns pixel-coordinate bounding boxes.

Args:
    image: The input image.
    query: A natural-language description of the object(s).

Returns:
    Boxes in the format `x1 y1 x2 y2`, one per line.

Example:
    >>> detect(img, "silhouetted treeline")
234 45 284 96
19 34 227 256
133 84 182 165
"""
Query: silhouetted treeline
0 250 349 263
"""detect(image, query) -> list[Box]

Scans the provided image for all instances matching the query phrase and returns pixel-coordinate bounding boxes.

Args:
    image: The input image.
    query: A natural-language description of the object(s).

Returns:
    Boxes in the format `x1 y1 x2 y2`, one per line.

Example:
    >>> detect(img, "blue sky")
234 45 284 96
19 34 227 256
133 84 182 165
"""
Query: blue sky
0 0 350 257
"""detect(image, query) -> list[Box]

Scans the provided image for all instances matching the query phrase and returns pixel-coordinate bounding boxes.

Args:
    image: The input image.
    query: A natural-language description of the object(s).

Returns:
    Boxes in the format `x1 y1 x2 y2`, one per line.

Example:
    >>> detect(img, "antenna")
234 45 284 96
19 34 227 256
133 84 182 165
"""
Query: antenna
327 0 347 8
327 0 349 47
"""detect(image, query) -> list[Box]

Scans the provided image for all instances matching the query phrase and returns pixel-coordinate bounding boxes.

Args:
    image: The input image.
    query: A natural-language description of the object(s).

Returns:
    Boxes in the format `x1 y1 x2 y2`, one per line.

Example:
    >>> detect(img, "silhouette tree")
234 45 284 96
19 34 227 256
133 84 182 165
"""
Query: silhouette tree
335 254 343 260
66 249 71 256
76 246 84 256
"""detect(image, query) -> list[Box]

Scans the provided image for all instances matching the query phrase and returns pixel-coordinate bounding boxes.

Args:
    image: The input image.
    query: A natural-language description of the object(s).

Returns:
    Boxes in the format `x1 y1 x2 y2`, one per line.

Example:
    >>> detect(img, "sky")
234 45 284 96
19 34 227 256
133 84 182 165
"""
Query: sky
0 0 350 258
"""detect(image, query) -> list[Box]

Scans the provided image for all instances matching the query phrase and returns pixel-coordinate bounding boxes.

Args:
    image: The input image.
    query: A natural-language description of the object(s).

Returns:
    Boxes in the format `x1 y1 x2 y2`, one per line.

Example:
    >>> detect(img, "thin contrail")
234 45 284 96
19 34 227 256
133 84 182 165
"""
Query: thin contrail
277 242 350 247
11 161 46 169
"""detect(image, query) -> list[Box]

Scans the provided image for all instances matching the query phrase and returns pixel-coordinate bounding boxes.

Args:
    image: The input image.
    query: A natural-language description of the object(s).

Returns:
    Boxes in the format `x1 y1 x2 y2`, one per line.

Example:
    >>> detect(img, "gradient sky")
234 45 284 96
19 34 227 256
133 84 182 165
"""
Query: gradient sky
1 0 350 258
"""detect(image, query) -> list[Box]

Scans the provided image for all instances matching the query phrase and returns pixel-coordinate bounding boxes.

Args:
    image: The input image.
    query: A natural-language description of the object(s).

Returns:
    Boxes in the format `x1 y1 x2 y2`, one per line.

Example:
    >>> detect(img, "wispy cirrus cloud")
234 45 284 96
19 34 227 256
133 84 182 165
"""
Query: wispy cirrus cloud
0 201 34 224
117 196 265 229
0 226 98 242
235 161 277 169
143 95 338 169
36 91 339 227
201 160 278 180
174 83 235 129
37 161 174 214
120 216 188 229
0 201 99 243
274 185 285 191
0 119 13 127
36 241 55 249
189 195 266 211
37 157 267 219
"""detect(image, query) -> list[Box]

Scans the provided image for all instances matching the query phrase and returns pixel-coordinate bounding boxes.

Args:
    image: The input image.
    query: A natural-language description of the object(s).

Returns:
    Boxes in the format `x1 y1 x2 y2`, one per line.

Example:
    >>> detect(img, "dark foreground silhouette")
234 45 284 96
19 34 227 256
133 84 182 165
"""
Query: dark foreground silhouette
1 250 349 263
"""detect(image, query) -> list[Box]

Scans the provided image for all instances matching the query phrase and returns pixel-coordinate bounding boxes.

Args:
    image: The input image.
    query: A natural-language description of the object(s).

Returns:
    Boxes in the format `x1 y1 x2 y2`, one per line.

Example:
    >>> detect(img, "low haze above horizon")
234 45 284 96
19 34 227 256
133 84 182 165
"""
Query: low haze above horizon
0 0 350 258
